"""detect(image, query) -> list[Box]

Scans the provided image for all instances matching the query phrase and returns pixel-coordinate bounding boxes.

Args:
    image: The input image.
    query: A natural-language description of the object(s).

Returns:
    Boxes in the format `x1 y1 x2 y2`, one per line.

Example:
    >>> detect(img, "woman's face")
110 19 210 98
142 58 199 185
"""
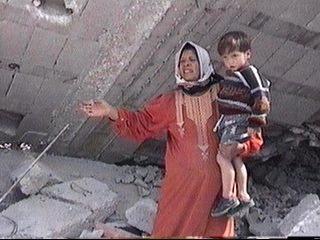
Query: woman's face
179 49 200 82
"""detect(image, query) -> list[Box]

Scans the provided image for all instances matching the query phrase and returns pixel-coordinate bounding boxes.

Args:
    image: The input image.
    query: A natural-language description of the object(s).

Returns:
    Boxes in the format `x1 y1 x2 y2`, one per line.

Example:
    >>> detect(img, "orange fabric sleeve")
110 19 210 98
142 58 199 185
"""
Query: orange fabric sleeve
239 132 264 159
111 93 174 142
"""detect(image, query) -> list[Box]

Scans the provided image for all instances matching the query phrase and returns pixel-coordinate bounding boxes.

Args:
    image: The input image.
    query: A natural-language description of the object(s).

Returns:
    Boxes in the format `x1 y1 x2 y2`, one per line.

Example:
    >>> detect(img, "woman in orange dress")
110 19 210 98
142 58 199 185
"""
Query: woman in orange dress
81 41 235 238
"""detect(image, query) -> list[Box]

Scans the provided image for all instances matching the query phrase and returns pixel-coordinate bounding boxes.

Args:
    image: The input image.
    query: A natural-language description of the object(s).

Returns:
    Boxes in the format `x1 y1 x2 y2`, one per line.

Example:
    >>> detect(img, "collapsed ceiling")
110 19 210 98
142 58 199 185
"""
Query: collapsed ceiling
0 0 320 164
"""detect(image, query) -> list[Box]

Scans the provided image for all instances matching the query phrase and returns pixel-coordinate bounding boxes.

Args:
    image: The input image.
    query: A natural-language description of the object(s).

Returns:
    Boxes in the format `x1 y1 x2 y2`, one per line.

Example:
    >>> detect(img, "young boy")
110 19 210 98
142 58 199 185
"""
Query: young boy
211 31 271 217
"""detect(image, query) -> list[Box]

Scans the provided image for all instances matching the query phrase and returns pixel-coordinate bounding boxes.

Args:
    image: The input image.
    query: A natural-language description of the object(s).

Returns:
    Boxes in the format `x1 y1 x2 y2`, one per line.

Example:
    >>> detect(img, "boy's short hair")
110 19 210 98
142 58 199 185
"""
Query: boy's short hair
217 31 251 56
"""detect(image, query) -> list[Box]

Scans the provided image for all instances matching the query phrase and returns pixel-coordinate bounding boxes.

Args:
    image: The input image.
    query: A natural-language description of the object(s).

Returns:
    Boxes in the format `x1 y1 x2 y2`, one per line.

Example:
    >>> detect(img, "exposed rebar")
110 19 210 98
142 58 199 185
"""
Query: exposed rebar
0 124 70 205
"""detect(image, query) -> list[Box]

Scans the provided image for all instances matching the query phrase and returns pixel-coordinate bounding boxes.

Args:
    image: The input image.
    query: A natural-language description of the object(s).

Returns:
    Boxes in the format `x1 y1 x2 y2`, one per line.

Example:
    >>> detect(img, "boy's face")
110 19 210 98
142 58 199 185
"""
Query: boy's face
179 49 200 82
221 50 251 72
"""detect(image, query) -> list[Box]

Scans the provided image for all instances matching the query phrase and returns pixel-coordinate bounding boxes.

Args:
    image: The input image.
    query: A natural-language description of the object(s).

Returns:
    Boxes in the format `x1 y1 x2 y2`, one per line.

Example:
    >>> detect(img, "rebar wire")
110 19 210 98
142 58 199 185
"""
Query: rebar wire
0 215 18 237
0 124 70 205
69 182 92 197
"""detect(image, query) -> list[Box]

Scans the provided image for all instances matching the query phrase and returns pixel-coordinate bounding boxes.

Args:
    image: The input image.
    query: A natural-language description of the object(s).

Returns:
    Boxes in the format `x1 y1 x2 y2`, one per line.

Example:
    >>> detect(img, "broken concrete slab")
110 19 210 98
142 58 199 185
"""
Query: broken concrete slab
278 194 320 236
0 195 92 238
79 229 104 239
11 160 62 195
246 208 281 236
41 177 119 222
0 215 17 238
125 198 157 234
95 222 140 239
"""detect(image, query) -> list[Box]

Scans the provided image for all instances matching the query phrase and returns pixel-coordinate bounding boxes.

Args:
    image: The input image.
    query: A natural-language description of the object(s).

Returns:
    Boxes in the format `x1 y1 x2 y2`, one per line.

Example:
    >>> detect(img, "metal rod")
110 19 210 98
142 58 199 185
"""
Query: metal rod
0 124 70 205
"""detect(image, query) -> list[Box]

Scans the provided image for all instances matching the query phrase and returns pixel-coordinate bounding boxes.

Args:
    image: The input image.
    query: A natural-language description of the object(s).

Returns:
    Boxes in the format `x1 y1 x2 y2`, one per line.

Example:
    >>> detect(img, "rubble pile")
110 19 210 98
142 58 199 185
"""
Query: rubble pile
236 122 320 236
0 122 319 238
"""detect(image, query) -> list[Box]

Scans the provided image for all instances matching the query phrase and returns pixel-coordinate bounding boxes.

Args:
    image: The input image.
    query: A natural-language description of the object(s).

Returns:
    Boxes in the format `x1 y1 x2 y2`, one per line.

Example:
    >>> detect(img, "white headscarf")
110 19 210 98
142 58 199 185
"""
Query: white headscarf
175 41 215 87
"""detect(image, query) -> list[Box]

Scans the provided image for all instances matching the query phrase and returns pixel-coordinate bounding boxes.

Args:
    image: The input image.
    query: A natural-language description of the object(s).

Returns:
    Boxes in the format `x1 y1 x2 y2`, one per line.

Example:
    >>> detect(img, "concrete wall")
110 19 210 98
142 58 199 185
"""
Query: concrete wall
0 0 320 163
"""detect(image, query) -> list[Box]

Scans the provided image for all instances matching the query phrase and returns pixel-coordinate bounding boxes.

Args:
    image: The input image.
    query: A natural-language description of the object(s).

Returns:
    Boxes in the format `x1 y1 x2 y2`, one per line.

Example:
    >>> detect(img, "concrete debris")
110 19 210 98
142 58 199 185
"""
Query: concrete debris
278 194 320 236
0 195 92 238
246 208 280 236
135 166 148 178
236 123 320 237
41 178 119 222
79 229 104 239
11 161 62 195
137 186 151 197
95 222 140 239
0 122 319 238
134 177 149 189
0 215 17 238
125 198 157 234
115 174 135 184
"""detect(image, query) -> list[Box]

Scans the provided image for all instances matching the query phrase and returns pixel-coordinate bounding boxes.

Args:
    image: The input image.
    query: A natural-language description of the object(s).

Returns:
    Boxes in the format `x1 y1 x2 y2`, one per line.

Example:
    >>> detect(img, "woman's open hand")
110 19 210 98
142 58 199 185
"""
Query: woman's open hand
80 99 111 118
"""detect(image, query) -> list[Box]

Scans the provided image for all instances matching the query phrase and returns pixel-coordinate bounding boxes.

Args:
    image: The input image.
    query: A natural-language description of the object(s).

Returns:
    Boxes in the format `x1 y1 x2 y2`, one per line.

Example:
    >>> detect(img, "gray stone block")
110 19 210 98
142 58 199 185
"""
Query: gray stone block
260 41 307 78
3 2 36 26
268 90 320 126
254 0 292 18
0 195 92 238
283 50 320 84
5 72 43 110
307 13 320 32
7 0 30 8
95 222 140 239
304 69 320 90
0 69 13 97
251 32 285 68
79 229 104 239
64 0 87 15
16 78 70 135
125 198 157 234
21 27 66 70
41 177 119 222
69 0 132 41
54 38 100 76
287 207 320 236
0 20 32 61
279 0 320 27
278 194 320 236
11 160 62 195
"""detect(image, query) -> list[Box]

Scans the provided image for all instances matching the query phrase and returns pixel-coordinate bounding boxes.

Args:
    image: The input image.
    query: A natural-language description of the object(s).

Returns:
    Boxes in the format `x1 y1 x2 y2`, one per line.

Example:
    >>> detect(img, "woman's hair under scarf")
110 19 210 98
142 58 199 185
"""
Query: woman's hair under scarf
175 41 218 94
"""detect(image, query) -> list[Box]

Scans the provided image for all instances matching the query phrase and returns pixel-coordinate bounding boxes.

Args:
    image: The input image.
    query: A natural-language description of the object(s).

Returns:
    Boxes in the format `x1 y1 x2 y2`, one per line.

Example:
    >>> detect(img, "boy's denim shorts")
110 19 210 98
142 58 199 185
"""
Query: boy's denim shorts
217 114 250 145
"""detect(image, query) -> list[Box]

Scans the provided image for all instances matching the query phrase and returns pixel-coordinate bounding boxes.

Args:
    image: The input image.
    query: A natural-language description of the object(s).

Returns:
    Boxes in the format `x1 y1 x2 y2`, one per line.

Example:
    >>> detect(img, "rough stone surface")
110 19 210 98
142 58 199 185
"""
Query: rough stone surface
41 177 119 222
278 194 320 236
125 198 157 234
95 222 140 239
79 229 104 239
0 195 92 238
11 160 62 195
1 120 320 238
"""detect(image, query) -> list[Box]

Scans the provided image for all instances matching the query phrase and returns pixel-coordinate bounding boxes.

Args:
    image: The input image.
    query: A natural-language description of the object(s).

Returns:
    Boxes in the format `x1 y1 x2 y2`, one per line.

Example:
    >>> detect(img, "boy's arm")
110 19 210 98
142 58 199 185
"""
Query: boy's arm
235 65 271 114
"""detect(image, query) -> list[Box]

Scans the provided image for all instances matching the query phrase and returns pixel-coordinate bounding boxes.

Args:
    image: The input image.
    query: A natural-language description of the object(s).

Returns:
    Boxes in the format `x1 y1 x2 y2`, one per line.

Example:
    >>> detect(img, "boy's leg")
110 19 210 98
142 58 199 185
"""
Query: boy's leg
233 156 250 202
227 147 256 218
216 151 236 199
211 150 239 217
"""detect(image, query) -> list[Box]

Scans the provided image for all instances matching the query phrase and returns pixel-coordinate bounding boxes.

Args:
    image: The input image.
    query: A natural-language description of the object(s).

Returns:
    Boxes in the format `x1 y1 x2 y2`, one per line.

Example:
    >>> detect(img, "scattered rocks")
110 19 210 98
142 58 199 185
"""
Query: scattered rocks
94 222 140 239
125 198 158 234
11 161 62 195
79 229 104 239
236 122 320 237
0 122 320 238
278 194 320 236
